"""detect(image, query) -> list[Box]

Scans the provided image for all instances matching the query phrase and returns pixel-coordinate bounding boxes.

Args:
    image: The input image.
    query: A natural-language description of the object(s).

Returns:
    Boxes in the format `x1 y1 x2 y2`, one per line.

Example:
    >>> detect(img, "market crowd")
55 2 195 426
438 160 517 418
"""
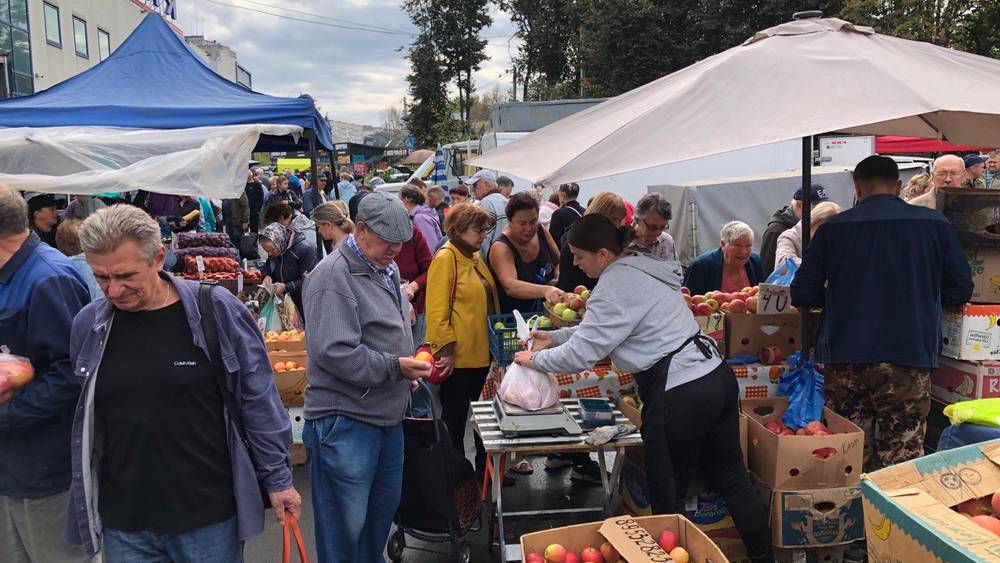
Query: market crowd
0 150 981 563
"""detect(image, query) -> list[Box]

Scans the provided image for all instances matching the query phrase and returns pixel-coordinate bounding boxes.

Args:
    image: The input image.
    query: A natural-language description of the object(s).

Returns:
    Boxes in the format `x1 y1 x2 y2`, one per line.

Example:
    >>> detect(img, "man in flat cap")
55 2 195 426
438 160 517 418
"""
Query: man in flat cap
301 192 431 563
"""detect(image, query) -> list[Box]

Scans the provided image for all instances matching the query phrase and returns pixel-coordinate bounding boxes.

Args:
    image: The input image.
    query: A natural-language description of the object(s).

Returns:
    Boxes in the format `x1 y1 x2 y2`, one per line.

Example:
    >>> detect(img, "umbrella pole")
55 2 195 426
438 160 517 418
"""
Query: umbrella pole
800 135 812 361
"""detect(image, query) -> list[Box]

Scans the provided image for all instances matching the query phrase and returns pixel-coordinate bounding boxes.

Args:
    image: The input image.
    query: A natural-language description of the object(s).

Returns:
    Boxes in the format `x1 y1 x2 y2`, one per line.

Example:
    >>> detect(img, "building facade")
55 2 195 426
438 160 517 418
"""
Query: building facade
5 0 249 97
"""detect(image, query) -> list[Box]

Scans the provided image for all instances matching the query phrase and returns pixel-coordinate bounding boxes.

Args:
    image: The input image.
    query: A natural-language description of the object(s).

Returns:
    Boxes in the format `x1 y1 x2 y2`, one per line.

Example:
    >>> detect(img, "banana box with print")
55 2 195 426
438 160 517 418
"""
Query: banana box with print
932 356 1000 404
965 248 1000 304
942 304 1000 361
862 439 1000 562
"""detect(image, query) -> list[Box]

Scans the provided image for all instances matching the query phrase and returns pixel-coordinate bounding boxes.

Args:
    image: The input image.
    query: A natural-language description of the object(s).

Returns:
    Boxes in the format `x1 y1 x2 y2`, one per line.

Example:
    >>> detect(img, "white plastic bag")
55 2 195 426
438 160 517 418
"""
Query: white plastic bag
499 363 559 411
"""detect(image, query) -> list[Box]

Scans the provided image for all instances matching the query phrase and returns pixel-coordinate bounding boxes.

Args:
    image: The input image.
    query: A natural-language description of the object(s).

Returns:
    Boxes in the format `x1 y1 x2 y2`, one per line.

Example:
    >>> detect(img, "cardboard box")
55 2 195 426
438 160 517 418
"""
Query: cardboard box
519 515 729 563
941 304 1000 360
271 352 307 407
965 248 1000 304
862 439 1000 562
726 313 801 358
732 363 785 399
773 545 848 563
744 397 864 490
696 313 726 354
752 474 865 548
287 407 305 443
931 356 1000 404
264 339 306 352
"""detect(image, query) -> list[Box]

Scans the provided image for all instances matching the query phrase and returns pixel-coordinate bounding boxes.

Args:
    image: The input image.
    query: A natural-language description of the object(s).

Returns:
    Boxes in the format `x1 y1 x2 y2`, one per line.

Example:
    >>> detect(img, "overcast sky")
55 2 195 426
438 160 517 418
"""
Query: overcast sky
174 0 519 126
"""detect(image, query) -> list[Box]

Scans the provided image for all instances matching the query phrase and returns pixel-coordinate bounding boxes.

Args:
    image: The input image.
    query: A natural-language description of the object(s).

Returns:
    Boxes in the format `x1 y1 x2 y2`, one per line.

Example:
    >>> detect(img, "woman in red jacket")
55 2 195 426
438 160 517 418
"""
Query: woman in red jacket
396 225 433 348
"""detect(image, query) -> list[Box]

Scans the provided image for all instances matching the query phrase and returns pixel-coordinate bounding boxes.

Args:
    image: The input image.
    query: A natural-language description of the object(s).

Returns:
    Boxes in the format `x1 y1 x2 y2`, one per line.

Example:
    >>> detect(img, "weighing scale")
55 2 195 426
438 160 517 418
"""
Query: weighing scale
492 396 583 438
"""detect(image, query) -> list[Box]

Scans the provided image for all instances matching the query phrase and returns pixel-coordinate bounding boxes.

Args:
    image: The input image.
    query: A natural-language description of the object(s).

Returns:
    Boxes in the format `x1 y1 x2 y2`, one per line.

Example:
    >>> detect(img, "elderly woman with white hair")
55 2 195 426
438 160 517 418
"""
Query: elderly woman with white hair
683 220 764 295
774 201 843 268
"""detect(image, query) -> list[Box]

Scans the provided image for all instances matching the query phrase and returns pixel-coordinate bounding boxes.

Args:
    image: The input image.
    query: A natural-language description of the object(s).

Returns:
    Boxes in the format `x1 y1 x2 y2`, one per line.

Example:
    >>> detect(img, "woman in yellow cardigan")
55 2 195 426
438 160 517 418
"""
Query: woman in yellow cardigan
426 204 500 473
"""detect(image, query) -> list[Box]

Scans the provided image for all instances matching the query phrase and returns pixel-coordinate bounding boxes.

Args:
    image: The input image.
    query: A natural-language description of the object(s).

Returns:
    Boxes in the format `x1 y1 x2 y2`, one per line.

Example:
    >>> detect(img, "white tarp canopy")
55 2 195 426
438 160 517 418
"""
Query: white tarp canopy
0 124 301 198
472 16 1000 186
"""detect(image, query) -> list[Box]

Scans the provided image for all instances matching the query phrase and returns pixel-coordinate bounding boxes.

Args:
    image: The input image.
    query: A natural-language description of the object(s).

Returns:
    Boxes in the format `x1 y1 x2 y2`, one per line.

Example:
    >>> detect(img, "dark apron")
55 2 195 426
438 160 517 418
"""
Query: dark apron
634 332 718 514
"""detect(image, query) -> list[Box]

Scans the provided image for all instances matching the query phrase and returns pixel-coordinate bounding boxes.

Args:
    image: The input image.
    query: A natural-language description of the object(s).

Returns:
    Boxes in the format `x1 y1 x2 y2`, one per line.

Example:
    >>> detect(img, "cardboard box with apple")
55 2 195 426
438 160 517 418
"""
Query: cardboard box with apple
862 439 1000 562
751 474 865 548
725 314 802 359
731 363 785 399
932 356 1000 404
965 248 1000 304
520 515 728 563
270 351 307 407
744 397 864 491
942 304 1000 361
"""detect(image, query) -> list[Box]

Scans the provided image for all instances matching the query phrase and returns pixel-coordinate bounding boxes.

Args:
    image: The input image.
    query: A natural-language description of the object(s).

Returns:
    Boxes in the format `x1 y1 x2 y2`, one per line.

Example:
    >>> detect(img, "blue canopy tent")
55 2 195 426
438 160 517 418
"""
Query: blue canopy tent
0 12 332 152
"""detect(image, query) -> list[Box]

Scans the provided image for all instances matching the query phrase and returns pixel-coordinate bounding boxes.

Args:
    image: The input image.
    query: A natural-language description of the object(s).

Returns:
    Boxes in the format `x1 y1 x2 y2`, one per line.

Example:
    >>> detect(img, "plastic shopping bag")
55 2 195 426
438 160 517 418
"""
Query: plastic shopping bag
766 258 799 286
258 295 283 333
499 363 559 411
778 352 825 429
944 399 1000 427
275 293 304 331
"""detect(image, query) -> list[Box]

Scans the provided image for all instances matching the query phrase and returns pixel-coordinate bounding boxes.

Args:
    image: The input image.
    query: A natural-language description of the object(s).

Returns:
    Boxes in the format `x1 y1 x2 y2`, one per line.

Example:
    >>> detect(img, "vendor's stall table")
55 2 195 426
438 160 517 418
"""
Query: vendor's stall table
471 398 643 562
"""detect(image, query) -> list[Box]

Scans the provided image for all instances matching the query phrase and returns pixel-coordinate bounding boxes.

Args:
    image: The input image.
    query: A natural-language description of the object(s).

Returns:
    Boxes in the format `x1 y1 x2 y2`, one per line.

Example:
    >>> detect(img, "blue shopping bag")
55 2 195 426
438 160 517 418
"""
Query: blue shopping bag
778 352 825 430
765 259 798 286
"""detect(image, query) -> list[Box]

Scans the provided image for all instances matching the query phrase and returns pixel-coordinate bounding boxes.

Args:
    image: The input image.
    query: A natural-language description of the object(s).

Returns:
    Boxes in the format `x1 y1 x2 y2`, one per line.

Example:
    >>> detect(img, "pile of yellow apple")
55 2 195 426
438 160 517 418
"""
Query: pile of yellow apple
264 329 304 343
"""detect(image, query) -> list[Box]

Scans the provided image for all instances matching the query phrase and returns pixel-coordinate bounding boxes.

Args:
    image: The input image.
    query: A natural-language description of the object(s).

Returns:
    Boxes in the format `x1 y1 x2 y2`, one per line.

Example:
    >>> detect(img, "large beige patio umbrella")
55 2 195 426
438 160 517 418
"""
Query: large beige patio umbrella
473 15 1000 186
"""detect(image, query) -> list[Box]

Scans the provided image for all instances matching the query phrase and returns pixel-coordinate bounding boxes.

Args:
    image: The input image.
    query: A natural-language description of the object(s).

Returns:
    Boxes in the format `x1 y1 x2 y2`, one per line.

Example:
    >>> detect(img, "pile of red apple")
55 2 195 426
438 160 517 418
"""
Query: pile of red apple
525 530 689 563
763 420 839 459
956 493 1000 537
547 285 591 323
681 286 759 317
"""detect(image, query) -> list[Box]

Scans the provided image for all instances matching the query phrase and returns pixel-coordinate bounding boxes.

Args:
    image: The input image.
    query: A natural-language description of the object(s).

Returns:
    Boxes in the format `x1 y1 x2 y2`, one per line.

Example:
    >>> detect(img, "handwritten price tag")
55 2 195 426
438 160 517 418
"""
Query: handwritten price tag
758 283 792 315
237 271 244 294
195 255 205 273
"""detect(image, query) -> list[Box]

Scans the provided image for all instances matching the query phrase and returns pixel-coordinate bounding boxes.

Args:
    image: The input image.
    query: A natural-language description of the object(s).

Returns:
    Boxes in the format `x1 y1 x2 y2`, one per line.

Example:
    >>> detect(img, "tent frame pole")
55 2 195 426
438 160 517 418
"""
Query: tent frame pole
800 135 812 361
307 129 324 260
330 149 340 200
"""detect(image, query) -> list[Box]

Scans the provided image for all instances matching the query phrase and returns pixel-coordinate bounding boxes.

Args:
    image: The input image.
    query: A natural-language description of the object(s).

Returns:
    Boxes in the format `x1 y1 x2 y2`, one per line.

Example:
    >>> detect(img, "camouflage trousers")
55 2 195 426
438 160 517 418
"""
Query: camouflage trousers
825 363 931 472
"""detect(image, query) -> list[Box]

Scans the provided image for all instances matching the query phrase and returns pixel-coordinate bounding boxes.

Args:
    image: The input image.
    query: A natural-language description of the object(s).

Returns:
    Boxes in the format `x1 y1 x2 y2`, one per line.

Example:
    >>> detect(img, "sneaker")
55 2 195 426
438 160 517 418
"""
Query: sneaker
570 459 606 485
545 453 574 470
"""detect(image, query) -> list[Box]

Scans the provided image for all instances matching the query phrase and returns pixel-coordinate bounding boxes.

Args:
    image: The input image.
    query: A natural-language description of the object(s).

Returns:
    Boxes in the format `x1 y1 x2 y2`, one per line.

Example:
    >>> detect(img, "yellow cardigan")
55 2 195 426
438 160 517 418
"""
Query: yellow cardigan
425 241 501 369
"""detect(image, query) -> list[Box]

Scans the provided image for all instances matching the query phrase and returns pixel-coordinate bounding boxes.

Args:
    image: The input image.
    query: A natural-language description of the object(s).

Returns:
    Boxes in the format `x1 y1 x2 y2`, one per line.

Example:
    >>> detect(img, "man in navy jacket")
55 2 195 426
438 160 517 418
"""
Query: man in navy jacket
791 156 972 471
0 186 91 562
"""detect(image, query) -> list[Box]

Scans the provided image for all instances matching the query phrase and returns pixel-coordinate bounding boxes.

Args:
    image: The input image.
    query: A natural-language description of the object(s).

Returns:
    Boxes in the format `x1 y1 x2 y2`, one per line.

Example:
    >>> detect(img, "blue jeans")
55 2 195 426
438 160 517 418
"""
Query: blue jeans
303 415 404 563
103 517 242 563
411 313 427 350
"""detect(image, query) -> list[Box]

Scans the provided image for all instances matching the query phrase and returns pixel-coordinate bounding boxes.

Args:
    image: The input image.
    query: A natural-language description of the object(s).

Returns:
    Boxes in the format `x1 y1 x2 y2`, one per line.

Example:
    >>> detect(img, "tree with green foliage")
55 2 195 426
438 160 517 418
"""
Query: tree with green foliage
404 32 455 147
404 0 492 136
499 0 580 100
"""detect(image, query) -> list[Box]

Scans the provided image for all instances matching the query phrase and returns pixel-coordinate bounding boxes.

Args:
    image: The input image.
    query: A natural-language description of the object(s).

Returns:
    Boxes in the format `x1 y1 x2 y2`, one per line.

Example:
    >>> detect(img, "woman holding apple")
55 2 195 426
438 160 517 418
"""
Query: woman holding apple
488 191 564 315
514 214 773 563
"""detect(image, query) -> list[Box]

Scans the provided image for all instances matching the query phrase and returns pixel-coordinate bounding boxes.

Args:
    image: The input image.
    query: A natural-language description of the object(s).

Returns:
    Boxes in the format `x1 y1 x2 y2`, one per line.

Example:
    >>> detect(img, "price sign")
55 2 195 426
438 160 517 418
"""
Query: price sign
195 255 205 273
237 271 244 294
757 283 793 315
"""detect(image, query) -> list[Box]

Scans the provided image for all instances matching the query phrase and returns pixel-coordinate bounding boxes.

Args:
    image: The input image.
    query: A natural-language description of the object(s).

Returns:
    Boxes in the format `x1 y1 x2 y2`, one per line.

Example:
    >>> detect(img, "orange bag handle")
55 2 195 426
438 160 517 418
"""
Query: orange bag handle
282 513 310 563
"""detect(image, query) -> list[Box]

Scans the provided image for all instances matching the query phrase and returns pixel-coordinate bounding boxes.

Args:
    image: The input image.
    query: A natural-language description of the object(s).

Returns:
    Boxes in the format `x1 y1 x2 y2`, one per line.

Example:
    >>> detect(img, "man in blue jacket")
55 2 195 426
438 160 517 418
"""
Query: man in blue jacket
791 155 973 471
0 186 91 563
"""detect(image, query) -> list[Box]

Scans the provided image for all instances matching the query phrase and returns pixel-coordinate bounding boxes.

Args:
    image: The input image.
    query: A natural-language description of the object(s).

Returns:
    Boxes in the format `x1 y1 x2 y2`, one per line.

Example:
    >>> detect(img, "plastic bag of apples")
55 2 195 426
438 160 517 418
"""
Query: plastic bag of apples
0 354 34 402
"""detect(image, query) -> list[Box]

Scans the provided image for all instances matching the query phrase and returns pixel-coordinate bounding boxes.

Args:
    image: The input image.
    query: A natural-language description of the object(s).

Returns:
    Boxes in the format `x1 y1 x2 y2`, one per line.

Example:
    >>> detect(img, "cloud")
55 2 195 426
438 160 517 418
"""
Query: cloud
174 0 516 128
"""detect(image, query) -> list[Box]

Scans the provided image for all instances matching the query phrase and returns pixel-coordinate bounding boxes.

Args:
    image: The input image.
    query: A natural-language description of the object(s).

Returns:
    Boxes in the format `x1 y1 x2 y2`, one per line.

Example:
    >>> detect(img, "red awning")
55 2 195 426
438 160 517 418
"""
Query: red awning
875 136 994 154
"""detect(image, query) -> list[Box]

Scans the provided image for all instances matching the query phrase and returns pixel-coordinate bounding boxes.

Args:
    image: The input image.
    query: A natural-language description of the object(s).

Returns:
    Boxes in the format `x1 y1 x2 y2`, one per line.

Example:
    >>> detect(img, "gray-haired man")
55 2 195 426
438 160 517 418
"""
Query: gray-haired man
302 192 431 562
67 204 300 561
0 185 91 563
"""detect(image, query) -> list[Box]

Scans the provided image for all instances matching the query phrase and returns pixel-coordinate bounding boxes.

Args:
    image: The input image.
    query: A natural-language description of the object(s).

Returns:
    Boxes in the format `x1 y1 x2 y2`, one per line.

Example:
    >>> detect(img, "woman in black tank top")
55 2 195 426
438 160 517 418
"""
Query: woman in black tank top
487 192 564 314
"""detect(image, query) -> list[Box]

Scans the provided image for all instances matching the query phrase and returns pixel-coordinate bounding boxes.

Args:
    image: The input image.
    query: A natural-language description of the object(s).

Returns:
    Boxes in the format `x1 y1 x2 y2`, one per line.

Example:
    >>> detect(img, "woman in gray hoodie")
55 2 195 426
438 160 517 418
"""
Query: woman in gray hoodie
514 214 773 563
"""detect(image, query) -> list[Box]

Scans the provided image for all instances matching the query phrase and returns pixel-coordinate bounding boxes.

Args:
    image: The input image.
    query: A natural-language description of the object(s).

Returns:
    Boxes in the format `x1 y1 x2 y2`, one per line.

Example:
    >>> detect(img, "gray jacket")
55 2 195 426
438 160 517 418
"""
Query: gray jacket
532 254 721 390
67 276 292 555
302 242 413 426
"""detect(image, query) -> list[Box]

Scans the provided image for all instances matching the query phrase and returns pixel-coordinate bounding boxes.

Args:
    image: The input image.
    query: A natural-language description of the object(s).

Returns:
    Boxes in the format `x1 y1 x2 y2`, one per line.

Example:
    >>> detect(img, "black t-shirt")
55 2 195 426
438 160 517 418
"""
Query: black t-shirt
490 226 555 314
32 225 57 248
96 300 235 534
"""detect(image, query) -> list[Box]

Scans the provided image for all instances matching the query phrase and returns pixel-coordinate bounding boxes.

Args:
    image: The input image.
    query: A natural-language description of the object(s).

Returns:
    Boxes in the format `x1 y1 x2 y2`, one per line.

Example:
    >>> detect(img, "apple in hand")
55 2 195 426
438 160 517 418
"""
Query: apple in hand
574 285 587 295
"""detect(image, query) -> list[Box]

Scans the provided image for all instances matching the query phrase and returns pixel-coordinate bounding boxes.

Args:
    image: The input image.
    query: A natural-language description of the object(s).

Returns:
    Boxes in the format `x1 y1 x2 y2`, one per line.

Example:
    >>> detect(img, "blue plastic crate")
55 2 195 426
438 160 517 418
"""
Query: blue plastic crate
487 313 546 366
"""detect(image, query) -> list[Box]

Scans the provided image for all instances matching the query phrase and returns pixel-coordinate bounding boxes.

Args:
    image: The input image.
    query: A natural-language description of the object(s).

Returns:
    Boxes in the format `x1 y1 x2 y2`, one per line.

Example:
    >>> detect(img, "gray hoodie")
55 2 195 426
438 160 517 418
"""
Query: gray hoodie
531 254 722 391
301 242 413 426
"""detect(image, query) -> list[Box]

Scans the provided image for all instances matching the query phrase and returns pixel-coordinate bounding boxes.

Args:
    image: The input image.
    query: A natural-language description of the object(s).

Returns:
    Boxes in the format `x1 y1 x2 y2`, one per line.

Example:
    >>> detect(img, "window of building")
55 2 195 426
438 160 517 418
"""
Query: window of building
98 28 110 60
236 64 251 89
72 16 87 58
43 3 60 47
0 0 31 96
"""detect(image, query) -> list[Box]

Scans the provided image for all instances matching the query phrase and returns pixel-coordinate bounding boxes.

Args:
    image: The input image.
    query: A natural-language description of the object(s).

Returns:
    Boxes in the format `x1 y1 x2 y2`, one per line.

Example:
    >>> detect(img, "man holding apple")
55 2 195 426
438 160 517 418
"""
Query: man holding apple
0 185 91 563
302 192 431 563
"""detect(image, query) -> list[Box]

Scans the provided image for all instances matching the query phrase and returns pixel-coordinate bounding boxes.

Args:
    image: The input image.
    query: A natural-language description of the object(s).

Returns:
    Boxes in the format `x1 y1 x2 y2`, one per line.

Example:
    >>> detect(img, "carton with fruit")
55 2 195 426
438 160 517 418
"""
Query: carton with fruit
862 439 1000 562
544 285 591 327
263 329 306 352
0 354 33 401
520 514 727 563
269 351 307 407
744 397 864 491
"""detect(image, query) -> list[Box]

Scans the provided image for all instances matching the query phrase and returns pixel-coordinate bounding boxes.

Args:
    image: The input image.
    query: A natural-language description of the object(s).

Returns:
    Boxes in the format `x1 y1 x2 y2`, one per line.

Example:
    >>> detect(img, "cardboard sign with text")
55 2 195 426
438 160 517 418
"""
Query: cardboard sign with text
931 356 1000 404
757 283 794 315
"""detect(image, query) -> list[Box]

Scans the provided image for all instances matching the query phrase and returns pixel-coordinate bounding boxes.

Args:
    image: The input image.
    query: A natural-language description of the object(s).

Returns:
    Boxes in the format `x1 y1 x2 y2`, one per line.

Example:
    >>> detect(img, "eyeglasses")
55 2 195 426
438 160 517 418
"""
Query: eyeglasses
640 218 668 233
933 171 963 179
470 226 491 235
